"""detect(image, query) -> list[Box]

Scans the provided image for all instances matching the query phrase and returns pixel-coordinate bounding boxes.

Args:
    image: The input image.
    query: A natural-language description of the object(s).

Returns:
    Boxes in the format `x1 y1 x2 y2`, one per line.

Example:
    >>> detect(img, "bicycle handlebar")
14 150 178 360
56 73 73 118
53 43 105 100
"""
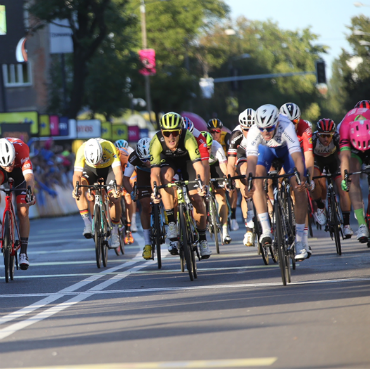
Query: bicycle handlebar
75 180 117 201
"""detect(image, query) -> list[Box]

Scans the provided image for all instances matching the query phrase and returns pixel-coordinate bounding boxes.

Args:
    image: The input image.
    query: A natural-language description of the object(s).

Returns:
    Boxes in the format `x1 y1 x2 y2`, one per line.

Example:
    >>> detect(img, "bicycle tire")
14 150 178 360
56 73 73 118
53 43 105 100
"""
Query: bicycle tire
94 204 102 268
210 197 220 254
180 248 185 272
9 254 15 281
179 204 194 281
254 203 268 265
3 212 11 283
189 225 198 279
153 204 162 269
275 202 287 286
331 192 342 256
101 207 109 267
285 194 296 270
307 196 314 237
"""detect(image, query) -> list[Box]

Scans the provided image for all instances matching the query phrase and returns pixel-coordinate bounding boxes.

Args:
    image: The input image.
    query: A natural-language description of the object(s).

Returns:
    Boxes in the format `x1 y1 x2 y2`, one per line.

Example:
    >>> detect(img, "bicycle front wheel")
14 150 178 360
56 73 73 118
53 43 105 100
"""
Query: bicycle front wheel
179 204 194 281
3 211 11 283
331 193 342 256
275 203 287 286
209 198 220 254
153 204 162 269
94 204 102 268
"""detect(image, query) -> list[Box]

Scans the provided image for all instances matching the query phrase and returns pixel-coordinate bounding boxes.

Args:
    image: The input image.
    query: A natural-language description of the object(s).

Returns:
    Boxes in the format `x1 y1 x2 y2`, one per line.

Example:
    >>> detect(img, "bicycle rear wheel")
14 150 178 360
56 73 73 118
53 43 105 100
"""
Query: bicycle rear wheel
179 204 194 281
3 211 11 283
94 204 102 268
275 202 287 286
331 193 342 256
153 204 162 269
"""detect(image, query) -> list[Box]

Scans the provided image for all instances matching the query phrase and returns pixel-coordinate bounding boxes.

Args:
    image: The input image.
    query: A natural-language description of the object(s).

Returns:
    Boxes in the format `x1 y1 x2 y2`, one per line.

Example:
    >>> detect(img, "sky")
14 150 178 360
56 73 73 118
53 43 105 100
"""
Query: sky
226 0 368 79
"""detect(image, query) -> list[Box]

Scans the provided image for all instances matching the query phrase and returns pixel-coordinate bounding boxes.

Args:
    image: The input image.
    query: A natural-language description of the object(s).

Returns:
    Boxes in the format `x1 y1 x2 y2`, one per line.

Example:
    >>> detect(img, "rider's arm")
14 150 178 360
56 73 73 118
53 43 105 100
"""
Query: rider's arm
340 149 351 180
24 173 35 194
304 150 314 180
72 170 83 188
150 167 162 188
219 161 228 177
291 151 306 181
242 155 257 177
112 165 123 187
123 176 133 193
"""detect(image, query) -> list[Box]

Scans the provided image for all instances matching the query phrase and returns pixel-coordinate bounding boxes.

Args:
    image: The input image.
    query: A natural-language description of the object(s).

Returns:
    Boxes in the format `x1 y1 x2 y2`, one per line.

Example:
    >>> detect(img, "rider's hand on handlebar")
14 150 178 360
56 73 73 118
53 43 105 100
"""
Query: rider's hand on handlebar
72 188 81 199
244 184 255 199
151 192 161 204
26 193 36 205
306 180 315 192
197 185 208 197
294 182 306 192
341 179 349 192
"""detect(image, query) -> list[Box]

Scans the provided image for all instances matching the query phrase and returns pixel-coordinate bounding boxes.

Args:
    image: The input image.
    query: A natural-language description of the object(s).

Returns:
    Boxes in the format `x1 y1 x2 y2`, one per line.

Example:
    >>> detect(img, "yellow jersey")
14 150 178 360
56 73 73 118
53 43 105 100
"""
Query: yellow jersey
74 139 121 172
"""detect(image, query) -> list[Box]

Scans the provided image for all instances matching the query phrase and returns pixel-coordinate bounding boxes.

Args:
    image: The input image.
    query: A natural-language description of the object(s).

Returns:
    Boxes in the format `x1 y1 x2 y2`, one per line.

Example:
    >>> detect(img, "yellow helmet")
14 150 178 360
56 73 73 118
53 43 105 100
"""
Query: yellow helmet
160 112 183 130
207 118 223 130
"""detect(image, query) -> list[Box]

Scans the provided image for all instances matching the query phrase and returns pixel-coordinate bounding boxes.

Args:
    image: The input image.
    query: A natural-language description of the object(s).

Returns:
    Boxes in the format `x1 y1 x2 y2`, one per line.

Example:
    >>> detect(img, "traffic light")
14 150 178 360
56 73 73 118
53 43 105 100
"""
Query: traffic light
316 60 326 84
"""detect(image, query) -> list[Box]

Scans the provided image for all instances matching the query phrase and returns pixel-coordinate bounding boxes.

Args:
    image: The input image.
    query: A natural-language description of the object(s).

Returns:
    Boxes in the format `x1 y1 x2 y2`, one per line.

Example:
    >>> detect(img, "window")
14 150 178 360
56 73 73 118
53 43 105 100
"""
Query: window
2 63 32 87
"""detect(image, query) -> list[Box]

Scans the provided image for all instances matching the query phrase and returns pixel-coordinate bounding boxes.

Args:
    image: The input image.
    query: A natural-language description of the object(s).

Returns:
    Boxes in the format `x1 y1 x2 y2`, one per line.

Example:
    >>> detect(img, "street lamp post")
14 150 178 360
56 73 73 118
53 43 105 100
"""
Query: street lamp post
140 0 153 124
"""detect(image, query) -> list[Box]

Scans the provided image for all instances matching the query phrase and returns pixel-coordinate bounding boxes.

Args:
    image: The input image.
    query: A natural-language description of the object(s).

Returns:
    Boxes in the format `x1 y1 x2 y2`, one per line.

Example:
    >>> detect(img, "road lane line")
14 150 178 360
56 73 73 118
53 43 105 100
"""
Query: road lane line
25 357 278 369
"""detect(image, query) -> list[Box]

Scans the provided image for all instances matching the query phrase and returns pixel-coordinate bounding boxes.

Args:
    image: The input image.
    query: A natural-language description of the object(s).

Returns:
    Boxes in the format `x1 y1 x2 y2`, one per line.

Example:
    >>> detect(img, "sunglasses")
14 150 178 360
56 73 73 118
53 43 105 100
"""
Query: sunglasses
318 133 333 138
258 125 276 133
210 129 221 134
292 118 300 124
162 130 181 137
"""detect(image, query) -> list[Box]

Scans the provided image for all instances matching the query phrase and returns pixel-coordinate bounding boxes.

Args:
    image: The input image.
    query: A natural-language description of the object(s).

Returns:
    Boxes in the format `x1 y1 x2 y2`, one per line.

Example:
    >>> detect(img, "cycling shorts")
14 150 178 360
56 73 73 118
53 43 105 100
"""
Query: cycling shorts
350 147 370 166
136 169 151 200
257 145 307 176
0 167 28 204
314 153 340 177
82 165 116 192
210 164 224 189
160 154 198 189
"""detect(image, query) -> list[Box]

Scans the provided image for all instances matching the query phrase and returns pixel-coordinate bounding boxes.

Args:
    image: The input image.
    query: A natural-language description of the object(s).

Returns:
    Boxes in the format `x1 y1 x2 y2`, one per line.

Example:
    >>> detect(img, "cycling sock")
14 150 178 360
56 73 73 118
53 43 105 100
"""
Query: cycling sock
143 229 151 245
231 208 236 219
258 212 271 234
222 224 228 235
20 237 28 254
342 212 350 226
165 209 176 224
245 198 253 210
246 210 254 228
80 209 90 221
197 228 206 241
315 198 325 209
295 224 305 243
303 227 308 246
354 208 366 226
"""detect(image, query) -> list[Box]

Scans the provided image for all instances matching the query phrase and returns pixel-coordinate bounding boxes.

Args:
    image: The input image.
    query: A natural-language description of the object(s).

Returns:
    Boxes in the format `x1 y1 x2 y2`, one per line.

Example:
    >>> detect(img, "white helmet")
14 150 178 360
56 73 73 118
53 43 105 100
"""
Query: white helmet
137 137 151 160
84 139 103 165
255 104 279 129
280 102 301 121
239 108 256 129
0 138 16 167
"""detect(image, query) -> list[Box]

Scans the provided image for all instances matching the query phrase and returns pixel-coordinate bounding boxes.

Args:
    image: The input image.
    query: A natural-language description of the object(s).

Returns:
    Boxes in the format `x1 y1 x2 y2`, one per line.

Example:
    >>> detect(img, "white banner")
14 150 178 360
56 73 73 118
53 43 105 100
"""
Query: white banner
77 119 101 138
49 19 73 54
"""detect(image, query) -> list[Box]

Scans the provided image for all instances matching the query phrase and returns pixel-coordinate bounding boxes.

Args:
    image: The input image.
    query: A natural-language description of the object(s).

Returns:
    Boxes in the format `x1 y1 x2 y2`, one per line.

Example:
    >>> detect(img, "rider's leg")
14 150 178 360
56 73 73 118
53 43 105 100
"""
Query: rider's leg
76 177 94 238
348 156 365 225
215 188 230 243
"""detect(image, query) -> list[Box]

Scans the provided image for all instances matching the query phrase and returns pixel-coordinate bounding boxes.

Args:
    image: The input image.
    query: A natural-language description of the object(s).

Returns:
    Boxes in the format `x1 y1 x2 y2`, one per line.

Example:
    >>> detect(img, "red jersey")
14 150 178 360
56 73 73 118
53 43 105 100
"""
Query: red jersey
295 119 313 153
192 128 210 161
339 108 370 150
7 138 33 175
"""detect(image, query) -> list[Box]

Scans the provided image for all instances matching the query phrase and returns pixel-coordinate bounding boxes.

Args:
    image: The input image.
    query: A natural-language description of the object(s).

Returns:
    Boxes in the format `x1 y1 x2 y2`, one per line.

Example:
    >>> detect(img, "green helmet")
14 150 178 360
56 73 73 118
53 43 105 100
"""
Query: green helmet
201 131 213 147
160 112 183 130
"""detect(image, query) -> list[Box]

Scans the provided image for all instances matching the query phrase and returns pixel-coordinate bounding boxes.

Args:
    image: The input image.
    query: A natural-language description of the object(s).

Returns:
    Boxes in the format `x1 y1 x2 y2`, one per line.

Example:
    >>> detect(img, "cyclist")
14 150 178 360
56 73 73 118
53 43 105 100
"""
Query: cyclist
340 100 370 242
0 138 36 270
115 139 138 233
183 117 210 183
228 108 256 246
72 138 122 249
122 138 152 259
201 131 231 244
244 104 310 261
150 112 211 259
280 102 314 250
310 118 353 237
207 118 238 231
115 141 135 245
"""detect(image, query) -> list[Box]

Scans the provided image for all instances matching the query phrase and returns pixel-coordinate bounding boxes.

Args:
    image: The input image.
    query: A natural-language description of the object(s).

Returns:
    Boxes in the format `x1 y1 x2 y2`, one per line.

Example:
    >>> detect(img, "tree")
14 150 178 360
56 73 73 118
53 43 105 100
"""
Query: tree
28 0 134 119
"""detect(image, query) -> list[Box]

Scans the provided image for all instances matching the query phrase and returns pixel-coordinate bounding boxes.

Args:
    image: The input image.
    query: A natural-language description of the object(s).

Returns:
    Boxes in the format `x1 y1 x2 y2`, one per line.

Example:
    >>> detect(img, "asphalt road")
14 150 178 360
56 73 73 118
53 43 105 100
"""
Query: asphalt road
2 213 370 369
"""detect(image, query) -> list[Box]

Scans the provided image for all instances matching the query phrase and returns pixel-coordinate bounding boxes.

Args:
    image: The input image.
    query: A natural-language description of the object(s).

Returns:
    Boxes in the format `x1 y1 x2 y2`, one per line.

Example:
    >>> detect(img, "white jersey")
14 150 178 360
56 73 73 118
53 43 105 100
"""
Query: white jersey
209 140 227 166
128 146 134 155
246 114 301 157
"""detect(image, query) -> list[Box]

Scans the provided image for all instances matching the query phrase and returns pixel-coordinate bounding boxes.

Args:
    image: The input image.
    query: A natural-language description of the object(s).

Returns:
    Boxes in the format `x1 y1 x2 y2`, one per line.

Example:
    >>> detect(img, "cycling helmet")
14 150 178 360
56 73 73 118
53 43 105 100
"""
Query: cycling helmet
160 112 183 130
137 137 151 160
84 138 103 165
280 102 301 121
354 100 370 109
255 104 279 129
350 120 370 151
183 117 194 133
317 118 335 133
207 118 223 130
115 139 128 150
239 108 256 129
0 138 15 167
201 131 213 147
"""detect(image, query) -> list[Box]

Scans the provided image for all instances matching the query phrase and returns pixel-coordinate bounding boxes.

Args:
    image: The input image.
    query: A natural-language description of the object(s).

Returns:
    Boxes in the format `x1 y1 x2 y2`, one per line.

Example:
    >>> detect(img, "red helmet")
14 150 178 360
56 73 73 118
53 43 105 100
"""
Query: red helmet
354 100 370 109
350 120 370 151
317 118 335 133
